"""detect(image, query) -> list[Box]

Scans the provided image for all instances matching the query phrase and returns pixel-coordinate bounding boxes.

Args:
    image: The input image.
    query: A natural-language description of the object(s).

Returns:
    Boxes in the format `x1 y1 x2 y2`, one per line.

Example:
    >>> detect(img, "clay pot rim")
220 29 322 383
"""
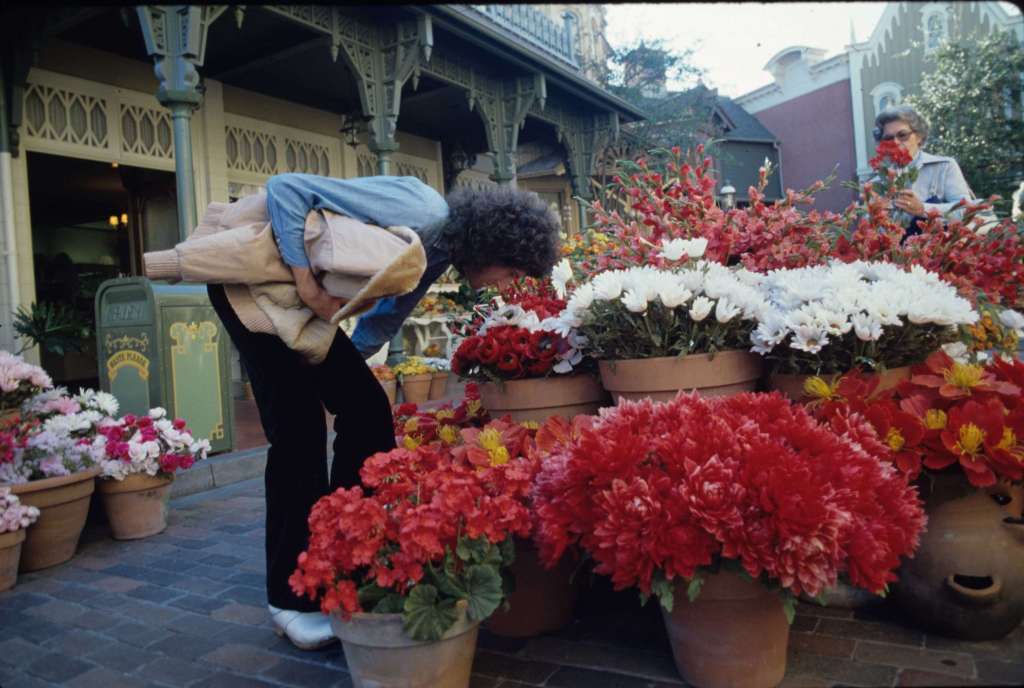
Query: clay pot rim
98 471 175 494
400 373 434 383
0 528 27 546
330 599 477 646
598 350 758 366
3 466 101 493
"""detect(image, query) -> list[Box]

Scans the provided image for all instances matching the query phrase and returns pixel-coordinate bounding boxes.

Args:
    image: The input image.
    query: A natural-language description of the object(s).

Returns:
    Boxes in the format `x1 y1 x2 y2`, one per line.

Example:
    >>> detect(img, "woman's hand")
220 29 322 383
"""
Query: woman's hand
894 189 925 216
291 266 346 321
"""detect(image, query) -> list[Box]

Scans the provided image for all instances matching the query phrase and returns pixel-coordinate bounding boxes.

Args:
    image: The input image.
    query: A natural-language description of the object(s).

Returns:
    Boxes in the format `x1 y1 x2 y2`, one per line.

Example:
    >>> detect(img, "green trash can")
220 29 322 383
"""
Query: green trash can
95 277 234 454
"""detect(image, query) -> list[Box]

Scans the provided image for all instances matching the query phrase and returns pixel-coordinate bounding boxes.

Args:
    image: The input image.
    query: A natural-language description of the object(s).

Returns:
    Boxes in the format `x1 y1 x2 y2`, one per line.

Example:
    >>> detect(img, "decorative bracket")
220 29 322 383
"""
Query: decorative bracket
333 12 432 171
473 73 546 183
560 111 620 199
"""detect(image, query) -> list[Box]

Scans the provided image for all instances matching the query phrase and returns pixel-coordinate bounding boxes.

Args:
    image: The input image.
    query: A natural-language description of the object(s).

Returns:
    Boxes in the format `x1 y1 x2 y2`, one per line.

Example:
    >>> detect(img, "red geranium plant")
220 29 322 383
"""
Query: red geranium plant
290 415 537 642
531 392 926 617
807 351 1024 487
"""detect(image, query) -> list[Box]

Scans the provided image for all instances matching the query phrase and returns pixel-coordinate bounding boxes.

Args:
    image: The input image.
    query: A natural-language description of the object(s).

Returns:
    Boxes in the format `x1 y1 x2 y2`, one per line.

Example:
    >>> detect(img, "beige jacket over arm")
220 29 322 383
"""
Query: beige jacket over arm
144 192 427 364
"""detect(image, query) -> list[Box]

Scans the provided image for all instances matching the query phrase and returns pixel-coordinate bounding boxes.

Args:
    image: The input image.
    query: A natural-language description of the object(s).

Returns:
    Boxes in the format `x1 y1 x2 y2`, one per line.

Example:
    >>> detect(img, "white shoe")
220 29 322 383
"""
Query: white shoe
268 604 337 650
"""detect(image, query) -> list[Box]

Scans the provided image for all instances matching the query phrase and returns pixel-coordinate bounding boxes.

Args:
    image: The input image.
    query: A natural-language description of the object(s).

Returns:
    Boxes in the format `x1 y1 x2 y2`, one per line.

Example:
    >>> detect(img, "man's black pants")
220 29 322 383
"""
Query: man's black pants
208 284 396 612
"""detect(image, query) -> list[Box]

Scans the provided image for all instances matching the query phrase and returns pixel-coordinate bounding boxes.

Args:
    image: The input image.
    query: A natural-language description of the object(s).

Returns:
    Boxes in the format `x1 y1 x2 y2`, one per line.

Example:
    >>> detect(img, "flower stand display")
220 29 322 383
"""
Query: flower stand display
0 486 40 591
98 473 175 540
331 602 480 688
371 365 398 406
478 374 607 423
894 475 1024 640
485 538 579 638
11 467 100 571
599 351 762 402
395 358 438 405
662 570 789 688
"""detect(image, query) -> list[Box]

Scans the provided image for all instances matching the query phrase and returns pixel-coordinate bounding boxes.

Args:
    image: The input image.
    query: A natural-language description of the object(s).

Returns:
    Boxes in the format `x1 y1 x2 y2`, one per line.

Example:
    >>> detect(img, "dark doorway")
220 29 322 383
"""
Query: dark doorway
25 152 176 389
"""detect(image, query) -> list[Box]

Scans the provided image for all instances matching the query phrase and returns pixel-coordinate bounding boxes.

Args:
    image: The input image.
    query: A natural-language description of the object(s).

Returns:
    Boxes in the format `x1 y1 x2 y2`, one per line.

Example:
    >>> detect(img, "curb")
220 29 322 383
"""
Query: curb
170 445 268 499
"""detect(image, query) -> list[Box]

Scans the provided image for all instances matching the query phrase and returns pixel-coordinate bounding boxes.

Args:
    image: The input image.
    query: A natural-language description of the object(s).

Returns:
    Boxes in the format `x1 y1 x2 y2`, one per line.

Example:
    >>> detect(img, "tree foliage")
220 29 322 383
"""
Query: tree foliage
907 32 1024 213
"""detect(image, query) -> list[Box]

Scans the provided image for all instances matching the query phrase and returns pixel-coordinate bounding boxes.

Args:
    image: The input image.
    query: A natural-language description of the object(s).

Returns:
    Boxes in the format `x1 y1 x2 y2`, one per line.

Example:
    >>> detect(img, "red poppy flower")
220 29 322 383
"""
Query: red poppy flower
477 338 502 366
496 349 522 375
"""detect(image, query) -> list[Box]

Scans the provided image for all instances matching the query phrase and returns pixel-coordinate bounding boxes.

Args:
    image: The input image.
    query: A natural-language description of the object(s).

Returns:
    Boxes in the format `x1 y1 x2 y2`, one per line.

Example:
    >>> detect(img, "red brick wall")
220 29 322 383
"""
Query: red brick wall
752 80 858 213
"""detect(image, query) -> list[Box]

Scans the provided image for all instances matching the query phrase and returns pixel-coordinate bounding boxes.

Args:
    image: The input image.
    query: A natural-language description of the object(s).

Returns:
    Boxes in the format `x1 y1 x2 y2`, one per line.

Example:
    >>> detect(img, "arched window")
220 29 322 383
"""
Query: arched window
927 14 945 50
871 82 904 116
921 4 950 55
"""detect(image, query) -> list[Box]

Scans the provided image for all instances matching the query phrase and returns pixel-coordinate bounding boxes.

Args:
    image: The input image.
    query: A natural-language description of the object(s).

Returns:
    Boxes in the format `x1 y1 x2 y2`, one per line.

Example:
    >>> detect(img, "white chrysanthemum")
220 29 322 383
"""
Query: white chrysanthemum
551 258 573 298
592 271 625 301
689 296 714 322
851 313 883 342
999 309 1024 332
621 289 648 314
715 298 741 323
659 283 692 309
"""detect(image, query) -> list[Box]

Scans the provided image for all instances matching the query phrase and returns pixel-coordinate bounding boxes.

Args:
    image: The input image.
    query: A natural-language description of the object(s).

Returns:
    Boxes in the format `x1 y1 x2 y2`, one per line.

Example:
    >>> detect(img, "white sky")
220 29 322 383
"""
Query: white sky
603 2 1021 98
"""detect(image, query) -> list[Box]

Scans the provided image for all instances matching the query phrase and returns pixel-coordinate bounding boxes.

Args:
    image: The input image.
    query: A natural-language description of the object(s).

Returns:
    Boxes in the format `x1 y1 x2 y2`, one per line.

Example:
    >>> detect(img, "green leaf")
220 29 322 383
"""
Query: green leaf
457 537 501 567
782 595 796 625
403 584 459 642
462 565 504 622
498 537 517 566
372 594 406 614
686 576 704 603
649 575 675 613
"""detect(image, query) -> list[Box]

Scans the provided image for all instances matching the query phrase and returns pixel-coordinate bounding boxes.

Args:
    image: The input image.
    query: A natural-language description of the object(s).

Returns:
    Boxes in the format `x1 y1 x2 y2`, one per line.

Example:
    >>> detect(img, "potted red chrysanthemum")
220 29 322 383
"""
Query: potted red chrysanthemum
531 391 925 688
451 275 606 422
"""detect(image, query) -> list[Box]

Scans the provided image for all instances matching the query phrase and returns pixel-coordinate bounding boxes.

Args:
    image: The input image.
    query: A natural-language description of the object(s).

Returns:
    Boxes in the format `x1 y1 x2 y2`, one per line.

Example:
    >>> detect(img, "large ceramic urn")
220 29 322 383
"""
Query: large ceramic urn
893 474 1024 640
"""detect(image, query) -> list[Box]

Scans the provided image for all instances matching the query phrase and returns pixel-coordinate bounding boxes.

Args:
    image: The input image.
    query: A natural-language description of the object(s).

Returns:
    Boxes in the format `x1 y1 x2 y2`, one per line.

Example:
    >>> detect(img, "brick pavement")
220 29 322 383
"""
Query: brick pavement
2 477 1023 688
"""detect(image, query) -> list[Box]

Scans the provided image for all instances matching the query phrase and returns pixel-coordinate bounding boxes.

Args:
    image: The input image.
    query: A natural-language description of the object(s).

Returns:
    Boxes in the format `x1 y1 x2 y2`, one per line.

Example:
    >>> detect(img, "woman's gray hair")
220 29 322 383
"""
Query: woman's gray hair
872 105 930 145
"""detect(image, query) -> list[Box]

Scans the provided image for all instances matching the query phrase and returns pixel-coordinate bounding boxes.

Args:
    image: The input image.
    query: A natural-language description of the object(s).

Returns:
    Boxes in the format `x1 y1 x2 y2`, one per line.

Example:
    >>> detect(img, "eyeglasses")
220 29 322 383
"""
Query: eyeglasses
881 129 915 142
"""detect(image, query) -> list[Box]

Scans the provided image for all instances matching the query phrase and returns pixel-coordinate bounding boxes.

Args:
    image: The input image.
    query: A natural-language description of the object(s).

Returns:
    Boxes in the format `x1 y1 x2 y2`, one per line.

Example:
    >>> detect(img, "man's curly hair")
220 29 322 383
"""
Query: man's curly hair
440 185 561 278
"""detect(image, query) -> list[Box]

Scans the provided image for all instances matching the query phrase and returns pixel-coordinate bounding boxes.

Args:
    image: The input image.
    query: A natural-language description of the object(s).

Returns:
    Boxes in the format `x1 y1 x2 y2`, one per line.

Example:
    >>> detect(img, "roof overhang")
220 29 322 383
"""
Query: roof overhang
419 5 645 122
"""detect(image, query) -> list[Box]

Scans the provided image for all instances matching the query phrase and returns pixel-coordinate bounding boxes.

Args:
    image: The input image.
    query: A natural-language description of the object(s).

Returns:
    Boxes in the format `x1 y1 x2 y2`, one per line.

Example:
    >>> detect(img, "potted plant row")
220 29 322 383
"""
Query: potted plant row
0 487 40 590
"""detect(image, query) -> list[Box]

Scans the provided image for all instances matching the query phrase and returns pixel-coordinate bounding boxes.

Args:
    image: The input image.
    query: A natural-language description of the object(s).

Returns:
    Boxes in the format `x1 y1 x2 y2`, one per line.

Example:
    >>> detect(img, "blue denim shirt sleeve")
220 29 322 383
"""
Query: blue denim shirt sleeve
350 236 452 358
264 173 449 267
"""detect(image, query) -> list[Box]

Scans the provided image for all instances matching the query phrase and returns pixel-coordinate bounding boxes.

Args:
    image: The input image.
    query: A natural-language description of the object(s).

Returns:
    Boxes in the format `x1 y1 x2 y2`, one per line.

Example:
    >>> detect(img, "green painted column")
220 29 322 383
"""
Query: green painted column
137 6 209 240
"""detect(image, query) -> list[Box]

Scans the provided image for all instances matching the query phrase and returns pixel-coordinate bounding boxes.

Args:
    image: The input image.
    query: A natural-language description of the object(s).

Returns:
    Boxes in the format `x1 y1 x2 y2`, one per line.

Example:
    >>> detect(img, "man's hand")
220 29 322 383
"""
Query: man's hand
894 189 925 216
291 266 346 321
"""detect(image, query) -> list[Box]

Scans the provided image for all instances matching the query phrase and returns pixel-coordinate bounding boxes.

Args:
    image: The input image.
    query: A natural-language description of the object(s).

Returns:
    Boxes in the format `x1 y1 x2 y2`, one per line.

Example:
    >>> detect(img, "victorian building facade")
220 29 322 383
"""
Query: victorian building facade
0 4 641 364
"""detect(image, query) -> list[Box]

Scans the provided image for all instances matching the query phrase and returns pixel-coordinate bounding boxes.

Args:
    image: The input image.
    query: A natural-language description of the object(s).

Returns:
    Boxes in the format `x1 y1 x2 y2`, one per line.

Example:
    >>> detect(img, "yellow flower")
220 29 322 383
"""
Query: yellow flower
479 427 510 466
943 363 984 392
435 409 455 421
439 425 459 445
404 417 420 433
803 376 838 401
924 409 947 430
403 435 421 450
467 399 483 416
885 428 906 452
955 423 985 456
520 420 540 430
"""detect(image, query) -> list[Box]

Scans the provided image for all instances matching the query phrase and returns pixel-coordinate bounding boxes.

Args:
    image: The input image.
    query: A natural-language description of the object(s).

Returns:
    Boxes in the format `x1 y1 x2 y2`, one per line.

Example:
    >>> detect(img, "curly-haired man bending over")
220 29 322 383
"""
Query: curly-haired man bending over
205 173 561 650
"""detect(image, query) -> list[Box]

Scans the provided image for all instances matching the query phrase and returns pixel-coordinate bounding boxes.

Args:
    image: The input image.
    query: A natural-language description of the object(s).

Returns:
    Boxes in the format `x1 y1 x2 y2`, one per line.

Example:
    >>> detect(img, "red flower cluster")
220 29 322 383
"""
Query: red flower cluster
0 414 33 465
392 383 490 449
289 418 536 618
98 414 198 474
587 146 1023 307
869 140 914 169
531 392 925 599
450 286 571 382
810 352 1024 487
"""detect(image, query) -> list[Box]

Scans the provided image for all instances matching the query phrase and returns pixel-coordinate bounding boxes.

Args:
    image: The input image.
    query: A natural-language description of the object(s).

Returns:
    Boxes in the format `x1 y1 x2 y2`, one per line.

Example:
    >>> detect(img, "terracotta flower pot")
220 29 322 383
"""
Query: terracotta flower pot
331 601 479 688
599 351 762 403
401 374 433 405
379 379 397 407
0 528 26 591
479 374 608 423
893 474 1024 640
429 372 450 401
662 570 789 688
97 472 175 540
8 467 99 572
485 538 578 638
768 366 911 402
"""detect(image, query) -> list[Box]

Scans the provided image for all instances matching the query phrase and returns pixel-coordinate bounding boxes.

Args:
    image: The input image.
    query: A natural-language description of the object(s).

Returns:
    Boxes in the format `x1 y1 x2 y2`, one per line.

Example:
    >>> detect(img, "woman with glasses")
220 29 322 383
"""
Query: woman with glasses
872 105 976 236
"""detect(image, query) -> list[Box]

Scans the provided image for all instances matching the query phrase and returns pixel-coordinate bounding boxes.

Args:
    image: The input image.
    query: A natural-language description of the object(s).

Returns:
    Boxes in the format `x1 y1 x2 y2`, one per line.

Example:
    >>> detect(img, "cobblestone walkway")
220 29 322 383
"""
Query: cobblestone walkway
2 478 1023 688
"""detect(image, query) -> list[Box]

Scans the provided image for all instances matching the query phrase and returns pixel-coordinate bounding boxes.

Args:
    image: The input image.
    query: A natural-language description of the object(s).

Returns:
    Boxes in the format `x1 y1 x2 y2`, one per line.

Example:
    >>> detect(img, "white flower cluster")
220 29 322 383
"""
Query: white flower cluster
0 487 39 533
658 237 709 262
751 261 978 355
96 407 211 481
475 302 585 374
560 262 770 326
